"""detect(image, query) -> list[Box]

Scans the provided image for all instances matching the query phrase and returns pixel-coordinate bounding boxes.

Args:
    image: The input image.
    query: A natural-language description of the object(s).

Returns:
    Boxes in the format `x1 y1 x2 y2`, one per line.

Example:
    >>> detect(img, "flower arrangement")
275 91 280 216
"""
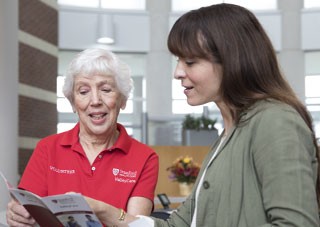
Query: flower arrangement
167 156 201 184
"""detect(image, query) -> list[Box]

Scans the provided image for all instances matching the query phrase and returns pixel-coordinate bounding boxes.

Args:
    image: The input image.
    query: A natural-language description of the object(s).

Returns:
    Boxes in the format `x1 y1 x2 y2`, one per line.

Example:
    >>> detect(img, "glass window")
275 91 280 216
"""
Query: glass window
172 100 205 114
304 0 320 8
120 100 133 113
58 0 146 10
305 52 320 139
56 75 73 113
172 79 208 114
57 75 65 98
225 0 277 10
171 0 277 11
305 75 320 98
305 75 320 114
57 123 77 133
101 0 145 10
58 0 99 8
172 0 221 11
57 97 73 113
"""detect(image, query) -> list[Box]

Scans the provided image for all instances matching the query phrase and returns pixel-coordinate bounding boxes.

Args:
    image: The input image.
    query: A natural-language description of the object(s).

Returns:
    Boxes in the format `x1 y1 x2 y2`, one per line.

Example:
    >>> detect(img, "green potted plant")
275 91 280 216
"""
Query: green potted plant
182 114 218 145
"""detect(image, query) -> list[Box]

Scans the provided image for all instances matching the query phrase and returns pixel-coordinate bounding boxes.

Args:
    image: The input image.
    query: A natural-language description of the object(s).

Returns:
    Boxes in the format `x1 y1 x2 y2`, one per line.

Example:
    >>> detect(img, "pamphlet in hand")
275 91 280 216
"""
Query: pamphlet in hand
0 171 103 227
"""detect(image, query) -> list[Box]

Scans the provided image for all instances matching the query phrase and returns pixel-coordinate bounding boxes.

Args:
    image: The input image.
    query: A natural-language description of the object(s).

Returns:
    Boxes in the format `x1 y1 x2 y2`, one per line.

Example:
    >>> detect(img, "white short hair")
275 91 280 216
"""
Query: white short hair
62 48 133 105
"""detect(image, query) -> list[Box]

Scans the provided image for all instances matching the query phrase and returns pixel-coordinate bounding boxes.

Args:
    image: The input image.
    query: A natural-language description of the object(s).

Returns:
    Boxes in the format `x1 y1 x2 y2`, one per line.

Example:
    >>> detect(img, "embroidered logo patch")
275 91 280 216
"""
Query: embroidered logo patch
112 168 119 176
112 168 137 184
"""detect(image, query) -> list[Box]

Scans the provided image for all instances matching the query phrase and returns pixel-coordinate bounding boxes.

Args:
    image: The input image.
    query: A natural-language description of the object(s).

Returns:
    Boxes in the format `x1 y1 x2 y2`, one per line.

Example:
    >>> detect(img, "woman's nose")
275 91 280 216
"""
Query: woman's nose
174 63 186 79
91 91 102 105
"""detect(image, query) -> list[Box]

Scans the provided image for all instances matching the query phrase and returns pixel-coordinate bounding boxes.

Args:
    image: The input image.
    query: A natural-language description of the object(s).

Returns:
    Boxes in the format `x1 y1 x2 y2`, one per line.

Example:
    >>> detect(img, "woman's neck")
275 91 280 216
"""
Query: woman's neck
79 130 119 164
79 130 119 149
216 101 234 136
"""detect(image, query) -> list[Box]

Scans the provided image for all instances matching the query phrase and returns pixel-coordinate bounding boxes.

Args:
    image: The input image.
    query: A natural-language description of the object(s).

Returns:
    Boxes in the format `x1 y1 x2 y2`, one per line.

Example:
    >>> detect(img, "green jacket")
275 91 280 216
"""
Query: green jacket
154 100 319 227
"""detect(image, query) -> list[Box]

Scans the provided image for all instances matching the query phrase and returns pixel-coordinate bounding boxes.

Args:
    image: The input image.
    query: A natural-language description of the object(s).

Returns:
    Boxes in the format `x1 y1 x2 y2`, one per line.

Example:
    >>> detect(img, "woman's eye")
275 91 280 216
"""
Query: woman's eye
185 60 195 66
102 88 111 93
79 90 88 95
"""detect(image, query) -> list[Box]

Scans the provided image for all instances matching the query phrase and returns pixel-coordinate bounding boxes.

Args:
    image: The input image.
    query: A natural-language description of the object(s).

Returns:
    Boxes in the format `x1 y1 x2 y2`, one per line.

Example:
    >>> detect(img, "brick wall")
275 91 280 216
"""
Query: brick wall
18 0 58 175
19 0 57 45
19 43 57 91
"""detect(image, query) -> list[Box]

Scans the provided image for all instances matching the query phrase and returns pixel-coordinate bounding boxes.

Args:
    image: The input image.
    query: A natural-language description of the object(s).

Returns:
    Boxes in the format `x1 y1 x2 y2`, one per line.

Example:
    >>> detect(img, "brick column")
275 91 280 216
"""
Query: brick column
18 0 58 174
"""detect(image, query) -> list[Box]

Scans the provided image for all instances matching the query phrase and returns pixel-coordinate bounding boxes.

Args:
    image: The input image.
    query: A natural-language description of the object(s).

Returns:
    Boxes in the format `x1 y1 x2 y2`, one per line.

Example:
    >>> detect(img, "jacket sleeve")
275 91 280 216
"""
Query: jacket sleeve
153 195 194 227
252 106 319 226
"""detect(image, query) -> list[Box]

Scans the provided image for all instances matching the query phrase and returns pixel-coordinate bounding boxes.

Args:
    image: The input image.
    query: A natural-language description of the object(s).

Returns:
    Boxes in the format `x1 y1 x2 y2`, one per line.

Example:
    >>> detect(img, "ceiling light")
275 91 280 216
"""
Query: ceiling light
97 14 115 44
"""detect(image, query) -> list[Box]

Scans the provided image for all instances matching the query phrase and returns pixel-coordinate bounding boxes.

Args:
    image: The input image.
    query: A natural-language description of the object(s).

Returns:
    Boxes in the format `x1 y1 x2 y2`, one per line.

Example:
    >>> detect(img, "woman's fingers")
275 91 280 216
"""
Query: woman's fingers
6 199 36 226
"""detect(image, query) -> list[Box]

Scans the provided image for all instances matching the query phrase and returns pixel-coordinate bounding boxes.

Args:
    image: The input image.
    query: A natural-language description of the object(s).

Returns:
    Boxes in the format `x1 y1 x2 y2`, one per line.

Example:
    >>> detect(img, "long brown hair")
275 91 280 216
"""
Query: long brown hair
168 3 320 207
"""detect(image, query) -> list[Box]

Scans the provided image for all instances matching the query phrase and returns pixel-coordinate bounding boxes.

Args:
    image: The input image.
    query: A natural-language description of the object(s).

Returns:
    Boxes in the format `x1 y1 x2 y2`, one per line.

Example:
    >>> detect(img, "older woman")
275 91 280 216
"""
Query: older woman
6 48 159 226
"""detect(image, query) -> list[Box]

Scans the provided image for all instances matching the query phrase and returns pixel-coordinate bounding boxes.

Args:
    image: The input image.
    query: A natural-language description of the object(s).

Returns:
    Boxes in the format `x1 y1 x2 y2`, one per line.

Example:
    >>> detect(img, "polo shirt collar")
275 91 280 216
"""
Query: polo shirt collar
112 123 132 154
60 122 132 154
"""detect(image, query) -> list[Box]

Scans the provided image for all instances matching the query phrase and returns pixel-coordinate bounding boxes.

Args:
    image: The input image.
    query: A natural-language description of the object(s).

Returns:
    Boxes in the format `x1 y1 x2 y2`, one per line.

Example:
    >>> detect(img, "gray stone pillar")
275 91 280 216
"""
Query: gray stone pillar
146 0 173 144
278 0 305 102
146 0 172 117
0 0 19 211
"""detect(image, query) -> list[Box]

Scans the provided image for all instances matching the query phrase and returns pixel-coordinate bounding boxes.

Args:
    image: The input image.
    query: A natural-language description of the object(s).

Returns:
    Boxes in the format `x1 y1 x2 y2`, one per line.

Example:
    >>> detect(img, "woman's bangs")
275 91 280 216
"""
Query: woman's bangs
168 22 206 58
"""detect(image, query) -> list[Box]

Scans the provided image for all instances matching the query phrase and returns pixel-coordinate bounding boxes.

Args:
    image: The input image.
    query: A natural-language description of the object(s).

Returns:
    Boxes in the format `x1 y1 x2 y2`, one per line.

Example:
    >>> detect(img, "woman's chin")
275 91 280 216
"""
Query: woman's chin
187 100 207 106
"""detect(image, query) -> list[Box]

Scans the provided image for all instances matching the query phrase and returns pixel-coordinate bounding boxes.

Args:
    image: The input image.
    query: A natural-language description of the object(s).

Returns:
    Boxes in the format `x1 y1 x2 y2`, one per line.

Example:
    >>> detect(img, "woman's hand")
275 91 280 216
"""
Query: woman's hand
83 195 138 227
6 199 36 227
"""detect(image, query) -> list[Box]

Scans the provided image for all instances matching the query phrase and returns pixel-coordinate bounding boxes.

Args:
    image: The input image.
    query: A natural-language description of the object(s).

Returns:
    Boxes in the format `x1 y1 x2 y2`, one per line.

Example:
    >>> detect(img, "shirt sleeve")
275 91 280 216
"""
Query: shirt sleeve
131 151 159 201
18 139 48 196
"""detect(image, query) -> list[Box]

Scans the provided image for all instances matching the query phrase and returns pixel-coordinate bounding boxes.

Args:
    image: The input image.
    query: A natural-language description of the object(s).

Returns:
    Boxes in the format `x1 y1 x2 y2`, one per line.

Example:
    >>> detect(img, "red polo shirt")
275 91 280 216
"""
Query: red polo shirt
19 123 159 211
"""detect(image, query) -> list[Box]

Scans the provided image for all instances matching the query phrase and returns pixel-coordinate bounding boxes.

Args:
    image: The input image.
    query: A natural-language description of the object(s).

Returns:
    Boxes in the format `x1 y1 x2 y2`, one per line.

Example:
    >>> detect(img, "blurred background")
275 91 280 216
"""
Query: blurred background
1 0 320 221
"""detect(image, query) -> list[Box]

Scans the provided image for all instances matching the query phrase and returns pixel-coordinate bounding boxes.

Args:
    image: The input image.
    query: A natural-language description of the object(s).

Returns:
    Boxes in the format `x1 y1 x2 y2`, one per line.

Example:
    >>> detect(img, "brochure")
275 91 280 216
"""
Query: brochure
0 172 103 227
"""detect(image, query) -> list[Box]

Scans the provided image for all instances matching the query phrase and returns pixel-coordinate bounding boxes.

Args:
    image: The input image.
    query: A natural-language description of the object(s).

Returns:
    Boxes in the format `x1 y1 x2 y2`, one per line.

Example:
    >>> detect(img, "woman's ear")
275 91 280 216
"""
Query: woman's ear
72 105 77 113
120 101 127 110
120 96 127 110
